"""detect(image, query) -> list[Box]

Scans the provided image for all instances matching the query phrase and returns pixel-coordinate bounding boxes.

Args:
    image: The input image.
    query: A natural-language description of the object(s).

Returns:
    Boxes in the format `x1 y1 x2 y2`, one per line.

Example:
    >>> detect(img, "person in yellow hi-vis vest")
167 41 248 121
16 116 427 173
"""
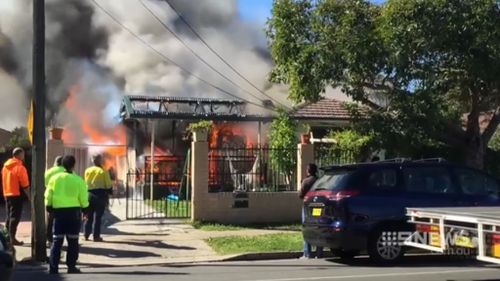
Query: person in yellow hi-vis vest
44 156 64 246
45 155 89 274
84 154 112 242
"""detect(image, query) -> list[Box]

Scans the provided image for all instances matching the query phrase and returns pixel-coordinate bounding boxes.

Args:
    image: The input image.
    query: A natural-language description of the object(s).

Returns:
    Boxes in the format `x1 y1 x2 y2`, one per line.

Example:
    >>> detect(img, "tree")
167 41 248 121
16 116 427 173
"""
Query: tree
328 129 374 161
267 0 500 169
489 129 500 152
7 127 30 148
269 109 298 187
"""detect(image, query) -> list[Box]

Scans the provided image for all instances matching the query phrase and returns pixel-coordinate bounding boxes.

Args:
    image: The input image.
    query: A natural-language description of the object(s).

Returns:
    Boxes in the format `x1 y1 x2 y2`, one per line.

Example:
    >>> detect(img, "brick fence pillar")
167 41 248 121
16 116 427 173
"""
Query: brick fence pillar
191 139 209 221
297 143 314 190
46 139 64 168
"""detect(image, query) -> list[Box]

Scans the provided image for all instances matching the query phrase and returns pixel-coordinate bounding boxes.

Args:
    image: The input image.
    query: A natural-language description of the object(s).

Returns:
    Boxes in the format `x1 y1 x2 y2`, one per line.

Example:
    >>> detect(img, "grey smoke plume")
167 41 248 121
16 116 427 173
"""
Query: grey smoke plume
0 0 289 137
0 30 17 74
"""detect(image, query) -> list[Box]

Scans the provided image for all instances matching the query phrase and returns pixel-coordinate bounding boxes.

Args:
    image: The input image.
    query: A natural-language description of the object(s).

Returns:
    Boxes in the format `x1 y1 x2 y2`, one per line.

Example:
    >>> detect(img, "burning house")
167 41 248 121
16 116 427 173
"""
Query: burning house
0 0 293 215
120 95 277 196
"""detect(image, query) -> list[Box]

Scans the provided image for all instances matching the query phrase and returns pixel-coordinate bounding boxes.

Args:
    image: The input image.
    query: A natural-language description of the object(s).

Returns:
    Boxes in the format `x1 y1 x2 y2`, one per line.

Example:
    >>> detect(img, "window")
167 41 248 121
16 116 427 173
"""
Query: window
403 167 454 194
456 168 500 197
367 169 397 191
312 169 354 191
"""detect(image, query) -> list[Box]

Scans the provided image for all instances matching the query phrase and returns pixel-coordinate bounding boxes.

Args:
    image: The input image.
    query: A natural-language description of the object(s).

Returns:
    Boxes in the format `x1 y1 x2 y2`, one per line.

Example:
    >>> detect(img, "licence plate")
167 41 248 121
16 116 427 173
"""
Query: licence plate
312 208 322 217
455 236 475 248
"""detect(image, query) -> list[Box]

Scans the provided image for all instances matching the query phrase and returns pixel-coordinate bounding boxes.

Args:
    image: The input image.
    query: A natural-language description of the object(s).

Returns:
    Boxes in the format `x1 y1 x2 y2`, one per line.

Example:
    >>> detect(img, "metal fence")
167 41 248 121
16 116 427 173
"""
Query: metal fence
125 154 191 219
208 147 297 193
314 143 356 172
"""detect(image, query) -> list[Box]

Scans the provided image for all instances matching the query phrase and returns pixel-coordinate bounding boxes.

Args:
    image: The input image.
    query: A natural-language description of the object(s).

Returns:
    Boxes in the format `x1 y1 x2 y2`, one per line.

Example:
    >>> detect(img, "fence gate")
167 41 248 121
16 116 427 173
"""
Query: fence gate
126 152 191 219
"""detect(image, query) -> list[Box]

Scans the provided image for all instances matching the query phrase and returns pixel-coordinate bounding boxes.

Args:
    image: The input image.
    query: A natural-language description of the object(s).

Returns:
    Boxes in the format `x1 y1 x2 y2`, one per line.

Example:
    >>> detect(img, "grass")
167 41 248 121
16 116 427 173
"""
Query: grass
206 233 303 255
191 221 302 232
147 200 191 218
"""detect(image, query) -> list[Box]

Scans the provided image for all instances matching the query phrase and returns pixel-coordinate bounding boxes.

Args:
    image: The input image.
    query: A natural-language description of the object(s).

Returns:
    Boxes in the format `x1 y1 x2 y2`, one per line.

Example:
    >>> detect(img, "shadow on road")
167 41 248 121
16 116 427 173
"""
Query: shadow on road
78 246 161 258
12 264 62 281
329 254 491 268
87 271 189 276
102 239 195 250
166 254 493 269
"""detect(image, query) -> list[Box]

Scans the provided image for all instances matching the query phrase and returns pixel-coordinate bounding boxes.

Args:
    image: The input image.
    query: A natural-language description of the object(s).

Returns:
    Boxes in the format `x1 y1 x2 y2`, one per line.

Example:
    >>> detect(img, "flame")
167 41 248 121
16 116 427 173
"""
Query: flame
209 122 257 148
208 122 259 189
61 83 126 157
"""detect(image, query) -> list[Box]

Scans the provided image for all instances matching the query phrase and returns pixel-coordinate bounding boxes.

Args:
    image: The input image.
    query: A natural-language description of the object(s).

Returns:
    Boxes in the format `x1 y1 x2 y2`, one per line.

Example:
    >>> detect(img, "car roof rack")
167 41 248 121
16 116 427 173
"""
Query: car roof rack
375 158 411 163
413 158 448 163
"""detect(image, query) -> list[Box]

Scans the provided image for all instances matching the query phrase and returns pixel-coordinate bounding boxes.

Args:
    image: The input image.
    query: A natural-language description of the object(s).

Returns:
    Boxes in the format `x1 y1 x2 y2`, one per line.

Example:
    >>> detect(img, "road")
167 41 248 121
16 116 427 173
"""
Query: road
12 256 500 281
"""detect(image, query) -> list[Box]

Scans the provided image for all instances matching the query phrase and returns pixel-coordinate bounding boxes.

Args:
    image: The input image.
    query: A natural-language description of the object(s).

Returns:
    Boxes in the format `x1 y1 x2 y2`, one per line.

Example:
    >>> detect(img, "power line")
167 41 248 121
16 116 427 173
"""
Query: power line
139 0 283 109
162 0 290 110
90 0 272 111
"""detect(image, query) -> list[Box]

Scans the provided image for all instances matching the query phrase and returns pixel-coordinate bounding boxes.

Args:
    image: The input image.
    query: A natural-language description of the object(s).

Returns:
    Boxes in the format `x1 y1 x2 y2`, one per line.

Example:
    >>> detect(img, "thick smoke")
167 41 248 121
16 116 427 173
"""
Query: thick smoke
0 0 289 137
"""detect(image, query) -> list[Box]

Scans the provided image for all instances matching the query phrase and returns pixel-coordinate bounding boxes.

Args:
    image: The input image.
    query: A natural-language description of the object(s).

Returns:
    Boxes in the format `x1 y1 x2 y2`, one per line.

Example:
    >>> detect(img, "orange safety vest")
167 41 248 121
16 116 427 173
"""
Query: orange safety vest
2 158 29 197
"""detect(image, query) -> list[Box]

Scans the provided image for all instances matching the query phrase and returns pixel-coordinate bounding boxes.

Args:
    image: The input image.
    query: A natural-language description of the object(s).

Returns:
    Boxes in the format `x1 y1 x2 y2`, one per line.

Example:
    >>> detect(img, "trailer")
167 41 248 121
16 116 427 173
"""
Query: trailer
405 207 500 265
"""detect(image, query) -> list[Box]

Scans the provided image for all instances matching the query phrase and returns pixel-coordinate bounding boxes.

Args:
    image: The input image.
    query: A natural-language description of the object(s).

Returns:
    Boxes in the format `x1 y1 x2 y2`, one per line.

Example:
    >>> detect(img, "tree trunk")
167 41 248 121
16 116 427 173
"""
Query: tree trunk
463 138 486 169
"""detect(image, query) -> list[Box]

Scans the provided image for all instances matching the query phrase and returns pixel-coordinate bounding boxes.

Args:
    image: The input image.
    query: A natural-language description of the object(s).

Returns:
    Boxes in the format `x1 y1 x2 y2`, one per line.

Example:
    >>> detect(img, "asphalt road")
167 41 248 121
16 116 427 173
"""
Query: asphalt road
12 256 500 281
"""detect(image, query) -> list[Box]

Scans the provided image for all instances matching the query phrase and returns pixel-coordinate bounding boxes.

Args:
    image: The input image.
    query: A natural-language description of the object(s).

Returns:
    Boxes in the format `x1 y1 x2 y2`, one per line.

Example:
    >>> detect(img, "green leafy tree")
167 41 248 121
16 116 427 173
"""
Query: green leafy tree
269 109 298 186
8 127 30 148
489 128 500 151
268 0 500 169
328 129 373 161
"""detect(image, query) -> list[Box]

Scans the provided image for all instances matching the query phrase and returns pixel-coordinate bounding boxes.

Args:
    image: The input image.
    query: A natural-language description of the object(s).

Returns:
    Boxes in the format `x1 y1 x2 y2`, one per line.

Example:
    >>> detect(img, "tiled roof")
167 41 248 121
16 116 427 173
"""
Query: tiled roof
292 99 368 120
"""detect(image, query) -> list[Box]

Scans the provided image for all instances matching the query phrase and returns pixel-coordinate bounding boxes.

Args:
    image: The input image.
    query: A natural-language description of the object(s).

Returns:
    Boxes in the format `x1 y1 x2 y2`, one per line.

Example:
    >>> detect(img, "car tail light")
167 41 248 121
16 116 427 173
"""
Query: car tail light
304 190 360 202
326 190 360 201
416 224 439 233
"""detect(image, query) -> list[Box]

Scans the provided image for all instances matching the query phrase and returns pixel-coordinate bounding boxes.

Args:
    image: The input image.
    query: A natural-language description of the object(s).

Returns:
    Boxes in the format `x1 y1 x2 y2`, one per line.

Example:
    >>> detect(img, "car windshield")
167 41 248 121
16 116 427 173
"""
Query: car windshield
311 169 354 191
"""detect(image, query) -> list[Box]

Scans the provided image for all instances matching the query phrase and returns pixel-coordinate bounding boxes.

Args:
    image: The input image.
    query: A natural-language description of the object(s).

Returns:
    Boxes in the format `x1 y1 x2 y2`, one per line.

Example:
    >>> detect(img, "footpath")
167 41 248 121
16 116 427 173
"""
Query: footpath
5 197 300 267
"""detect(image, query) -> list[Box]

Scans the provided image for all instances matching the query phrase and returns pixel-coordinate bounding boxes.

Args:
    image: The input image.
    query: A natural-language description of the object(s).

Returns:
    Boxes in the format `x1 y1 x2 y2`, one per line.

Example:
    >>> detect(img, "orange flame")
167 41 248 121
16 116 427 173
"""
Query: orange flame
61 83 126 172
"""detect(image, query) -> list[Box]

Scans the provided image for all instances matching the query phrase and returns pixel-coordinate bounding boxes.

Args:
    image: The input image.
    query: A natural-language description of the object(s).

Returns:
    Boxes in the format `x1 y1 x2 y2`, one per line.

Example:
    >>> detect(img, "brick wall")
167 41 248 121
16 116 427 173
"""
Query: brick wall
197 192 302 224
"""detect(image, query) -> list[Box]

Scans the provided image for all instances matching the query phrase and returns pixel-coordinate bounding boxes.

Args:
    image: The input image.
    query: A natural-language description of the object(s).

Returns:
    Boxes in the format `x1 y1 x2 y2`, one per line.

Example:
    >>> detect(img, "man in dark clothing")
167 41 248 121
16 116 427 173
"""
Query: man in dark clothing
299 164 318 199
299 163 323 258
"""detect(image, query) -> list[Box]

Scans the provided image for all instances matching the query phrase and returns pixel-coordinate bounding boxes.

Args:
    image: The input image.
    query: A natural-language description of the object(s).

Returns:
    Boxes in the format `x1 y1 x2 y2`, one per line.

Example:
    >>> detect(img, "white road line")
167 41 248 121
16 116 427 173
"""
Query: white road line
244 268 497 281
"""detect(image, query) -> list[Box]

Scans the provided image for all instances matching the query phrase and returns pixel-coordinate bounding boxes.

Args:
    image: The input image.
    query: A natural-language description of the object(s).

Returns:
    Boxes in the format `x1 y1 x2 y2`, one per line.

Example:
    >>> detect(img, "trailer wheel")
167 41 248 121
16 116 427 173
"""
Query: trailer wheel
368 228 405 264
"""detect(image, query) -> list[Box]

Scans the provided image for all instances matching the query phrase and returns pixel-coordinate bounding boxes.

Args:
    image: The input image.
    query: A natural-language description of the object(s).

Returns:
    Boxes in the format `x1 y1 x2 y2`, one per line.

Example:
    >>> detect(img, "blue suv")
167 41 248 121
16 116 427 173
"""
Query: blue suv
302 159 500 263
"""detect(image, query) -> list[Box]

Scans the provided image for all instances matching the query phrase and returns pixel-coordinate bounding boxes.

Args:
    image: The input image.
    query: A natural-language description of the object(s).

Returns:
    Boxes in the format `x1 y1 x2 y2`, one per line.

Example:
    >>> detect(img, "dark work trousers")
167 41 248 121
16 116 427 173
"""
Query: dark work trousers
50 208 81 272
84 189 108 239
46 211 54 243
4 196 23 240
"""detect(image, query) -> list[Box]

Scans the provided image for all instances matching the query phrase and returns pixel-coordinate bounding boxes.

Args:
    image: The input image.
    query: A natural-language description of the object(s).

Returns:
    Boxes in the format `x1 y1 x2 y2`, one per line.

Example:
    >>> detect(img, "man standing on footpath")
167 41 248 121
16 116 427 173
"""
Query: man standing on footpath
2 147 30 246
84 154 112 242
299 163 323 259
44 156 64 246
45 155 88 274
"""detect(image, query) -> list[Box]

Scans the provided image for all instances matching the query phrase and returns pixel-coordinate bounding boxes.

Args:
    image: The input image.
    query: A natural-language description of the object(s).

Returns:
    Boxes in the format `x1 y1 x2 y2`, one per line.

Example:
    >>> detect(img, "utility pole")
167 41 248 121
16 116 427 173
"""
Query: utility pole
31 0 47 262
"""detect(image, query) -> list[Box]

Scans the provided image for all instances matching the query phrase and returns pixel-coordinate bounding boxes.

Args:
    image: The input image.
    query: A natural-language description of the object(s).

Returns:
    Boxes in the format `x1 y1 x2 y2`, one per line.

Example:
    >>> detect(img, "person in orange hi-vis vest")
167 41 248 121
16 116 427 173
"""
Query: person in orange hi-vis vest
2 147 30 246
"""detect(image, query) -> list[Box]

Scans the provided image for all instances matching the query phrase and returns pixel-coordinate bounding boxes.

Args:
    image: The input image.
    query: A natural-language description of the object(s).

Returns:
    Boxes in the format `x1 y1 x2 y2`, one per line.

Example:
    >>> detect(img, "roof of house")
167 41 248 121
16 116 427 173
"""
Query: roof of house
292 98 369 120
0 128 12 147
120 95 276 122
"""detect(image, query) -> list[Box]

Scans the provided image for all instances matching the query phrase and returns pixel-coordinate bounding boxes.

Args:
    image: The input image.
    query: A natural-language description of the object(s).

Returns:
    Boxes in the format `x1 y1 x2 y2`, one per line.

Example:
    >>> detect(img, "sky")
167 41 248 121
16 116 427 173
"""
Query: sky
239 0 386 24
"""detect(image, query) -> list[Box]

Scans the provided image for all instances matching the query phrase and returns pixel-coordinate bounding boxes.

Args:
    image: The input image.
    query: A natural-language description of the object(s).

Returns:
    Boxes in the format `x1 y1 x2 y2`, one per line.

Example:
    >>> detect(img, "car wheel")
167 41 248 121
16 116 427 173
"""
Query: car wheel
368 228 405 264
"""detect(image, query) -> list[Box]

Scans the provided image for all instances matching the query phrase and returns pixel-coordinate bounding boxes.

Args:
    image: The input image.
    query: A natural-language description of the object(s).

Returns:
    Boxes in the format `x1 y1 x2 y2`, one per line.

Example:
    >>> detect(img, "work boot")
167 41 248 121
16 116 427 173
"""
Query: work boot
93 237 103 242
67 267 82 274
